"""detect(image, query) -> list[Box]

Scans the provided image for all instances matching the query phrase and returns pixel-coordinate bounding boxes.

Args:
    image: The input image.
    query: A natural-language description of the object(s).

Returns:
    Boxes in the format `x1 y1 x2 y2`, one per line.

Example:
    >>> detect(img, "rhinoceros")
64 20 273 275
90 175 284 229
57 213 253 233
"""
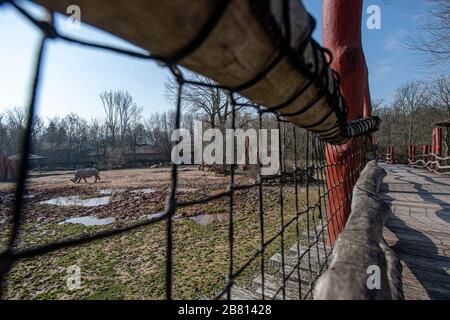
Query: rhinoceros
71 168 101 183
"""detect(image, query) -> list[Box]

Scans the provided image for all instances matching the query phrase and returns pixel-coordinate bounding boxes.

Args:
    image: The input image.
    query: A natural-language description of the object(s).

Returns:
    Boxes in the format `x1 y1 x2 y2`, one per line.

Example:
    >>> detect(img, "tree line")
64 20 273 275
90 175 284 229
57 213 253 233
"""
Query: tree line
0 90 180 168
374 75 449 160
0 71 306 171
1 72 447 169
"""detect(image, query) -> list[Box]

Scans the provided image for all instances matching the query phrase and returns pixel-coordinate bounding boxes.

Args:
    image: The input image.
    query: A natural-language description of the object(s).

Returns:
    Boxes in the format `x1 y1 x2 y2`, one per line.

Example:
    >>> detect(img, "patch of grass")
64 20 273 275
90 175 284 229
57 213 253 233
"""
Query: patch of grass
1 175 324 300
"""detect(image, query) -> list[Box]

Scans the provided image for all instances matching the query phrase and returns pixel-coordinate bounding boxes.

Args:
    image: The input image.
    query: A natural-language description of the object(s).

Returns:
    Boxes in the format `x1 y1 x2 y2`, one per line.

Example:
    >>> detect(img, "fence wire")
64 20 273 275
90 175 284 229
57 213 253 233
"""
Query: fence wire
0 0 371 300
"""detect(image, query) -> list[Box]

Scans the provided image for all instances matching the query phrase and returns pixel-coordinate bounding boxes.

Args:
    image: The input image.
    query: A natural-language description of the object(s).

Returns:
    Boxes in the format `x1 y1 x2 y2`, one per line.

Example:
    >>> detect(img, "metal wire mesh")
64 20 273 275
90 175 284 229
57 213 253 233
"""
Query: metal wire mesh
0 0 371 300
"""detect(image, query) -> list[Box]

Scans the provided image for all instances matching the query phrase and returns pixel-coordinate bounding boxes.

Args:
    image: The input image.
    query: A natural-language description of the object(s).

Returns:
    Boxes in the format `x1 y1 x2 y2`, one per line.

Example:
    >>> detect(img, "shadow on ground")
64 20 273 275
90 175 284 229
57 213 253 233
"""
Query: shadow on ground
381 165 450 299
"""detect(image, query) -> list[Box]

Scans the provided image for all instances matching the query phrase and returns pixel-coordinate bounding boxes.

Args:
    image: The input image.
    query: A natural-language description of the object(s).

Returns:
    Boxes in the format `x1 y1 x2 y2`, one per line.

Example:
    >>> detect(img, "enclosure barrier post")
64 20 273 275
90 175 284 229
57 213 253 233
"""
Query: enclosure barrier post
387 146 395 164
322 0 368 245
422 145 429 164
408 145 412 163
432 128 442 171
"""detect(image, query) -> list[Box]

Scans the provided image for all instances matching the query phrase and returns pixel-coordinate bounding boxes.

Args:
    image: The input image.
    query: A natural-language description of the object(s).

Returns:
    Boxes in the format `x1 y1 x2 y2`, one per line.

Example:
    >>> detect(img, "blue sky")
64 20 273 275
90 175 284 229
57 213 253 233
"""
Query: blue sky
0 0 448 120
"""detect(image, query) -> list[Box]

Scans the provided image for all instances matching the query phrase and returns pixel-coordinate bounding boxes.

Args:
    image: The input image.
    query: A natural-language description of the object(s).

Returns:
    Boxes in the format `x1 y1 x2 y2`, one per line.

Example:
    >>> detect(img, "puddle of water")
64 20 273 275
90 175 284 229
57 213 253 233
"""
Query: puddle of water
177 187 198 193
40 196 111 207
142 212 181 222
99 189 125 195
59 216 115 226
190 213 229 226
146 212 165 220
132 188 157 194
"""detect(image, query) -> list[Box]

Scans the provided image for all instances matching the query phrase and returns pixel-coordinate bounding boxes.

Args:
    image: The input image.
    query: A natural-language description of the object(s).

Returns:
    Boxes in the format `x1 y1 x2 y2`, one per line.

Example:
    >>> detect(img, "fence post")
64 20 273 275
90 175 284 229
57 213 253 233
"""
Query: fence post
432 128 442 172
322 0 366 245
422 145 428 165
388 146 395 164
407 145 411 163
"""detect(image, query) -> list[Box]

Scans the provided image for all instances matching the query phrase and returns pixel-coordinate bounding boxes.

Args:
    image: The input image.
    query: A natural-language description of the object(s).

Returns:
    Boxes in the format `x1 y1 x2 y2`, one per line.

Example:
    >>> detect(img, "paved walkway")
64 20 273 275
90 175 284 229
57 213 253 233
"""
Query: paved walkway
379 164 450 300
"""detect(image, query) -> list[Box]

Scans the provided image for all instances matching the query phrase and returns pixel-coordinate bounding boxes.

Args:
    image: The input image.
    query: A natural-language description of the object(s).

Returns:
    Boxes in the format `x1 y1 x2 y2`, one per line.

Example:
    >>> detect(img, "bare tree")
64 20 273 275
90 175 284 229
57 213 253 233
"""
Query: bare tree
371 99 385 116
4 107 26 154
88 118 107 157
406 0 450 67
127 121 146 154
100 90 143 150
100 91 119 148
43 117 65 152
30 115 44 153
393 81 430 146
145 111 176 159
165 72 235 130
62 113 88 156
429 75 450 117
5 106 26 129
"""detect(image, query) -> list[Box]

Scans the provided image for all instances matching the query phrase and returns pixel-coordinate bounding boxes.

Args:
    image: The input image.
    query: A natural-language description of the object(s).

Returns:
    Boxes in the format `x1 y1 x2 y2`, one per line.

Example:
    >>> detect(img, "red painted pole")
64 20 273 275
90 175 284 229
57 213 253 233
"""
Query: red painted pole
323 0 368 245
390 146 395 164
432 128 442 156
423 145 429 164
410 145 416 164
432 128 442 171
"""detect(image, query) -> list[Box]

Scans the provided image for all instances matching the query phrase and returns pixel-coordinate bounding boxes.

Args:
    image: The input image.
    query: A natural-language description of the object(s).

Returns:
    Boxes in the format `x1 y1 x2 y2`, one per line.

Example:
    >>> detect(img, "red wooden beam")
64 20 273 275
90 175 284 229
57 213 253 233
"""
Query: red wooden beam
323 0 369 245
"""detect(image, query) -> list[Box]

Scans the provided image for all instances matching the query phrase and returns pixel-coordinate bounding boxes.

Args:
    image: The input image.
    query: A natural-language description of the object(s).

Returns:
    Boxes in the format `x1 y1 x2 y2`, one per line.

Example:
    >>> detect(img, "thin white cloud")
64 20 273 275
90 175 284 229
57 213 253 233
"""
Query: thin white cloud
372 59 393 83
385 29 409 51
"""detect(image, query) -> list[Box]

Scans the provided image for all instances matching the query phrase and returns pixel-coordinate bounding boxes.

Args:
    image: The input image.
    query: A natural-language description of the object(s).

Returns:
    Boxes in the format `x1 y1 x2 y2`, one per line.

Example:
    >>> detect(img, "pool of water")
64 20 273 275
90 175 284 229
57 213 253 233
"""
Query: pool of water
146 212 165 220
190 213 229 226
177 187 198 193
40 196 111 207
99 189 126 195
59 216 115 226
132 188 157 194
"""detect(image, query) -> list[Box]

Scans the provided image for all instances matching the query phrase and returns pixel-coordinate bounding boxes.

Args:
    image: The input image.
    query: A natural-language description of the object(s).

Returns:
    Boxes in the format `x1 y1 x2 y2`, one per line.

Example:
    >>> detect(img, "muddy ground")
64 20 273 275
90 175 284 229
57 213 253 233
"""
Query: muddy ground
0 166 324 299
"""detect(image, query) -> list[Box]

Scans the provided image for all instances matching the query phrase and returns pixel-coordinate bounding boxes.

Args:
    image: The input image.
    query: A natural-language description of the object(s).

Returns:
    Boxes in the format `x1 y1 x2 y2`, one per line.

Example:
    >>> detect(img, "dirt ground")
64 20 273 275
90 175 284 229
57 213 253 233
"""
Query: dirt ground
0 166 322 300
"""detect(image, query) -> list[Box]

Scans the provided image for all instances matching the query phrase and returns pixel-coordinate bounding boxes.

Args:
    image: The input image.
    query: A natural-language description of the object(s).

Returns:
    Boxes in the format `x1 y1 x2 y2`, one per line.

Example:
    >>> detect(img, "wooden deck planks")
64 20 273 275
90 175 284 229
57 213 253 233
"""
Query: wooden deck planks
380 164 450 300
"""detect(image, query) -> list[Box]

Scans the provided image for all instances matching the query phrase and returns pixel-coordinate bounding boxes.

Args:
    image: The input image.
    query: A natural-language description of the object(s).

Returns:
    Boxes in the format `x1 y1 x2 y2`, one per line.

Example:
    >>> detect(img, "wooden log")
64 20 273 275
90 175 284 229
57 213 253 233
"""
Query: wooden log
315 161 403 300
29 0 380 144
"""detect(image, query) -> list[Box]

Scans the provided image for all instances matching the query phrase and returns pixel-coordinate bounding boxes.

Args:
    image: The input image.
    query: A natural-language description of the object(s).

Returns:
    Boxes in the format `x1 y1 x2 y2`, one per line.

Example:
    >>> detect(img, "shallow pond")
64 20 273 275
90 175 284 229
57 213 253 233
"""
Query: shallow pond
146 212 165 220
59 215 115 226
132 188 157 194
177 187 198 193
99 189 125 195
40 196 111 207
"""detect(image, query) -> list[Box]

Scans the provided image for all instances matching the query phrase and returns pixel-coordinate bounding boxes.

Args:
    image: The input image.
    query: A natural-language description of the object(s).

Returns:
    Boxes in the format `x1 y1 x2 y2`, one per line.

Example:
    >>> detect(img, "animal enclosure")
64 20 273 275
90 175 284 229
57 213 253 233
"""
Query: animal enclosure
0 0 377 300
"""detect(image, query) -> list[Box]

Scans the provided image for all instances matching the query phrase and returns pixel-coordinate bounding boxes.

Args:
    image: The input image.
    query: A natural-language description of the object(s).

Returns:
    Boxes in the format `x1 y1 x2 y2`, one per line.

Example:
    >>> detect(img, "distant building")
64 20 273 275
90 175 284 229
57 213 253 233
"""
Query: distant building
123 145 168 164
0 153 47 181
86 145 168 167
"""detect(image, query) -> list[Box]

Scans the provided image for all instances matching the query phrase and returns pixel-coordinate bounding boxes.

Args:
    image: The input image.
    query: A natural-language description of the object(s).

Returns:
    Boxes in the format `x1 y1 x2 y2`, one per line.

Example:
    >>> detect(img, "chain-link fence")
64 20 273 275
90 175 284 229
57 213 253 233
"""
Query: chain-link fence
0 0 376 300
